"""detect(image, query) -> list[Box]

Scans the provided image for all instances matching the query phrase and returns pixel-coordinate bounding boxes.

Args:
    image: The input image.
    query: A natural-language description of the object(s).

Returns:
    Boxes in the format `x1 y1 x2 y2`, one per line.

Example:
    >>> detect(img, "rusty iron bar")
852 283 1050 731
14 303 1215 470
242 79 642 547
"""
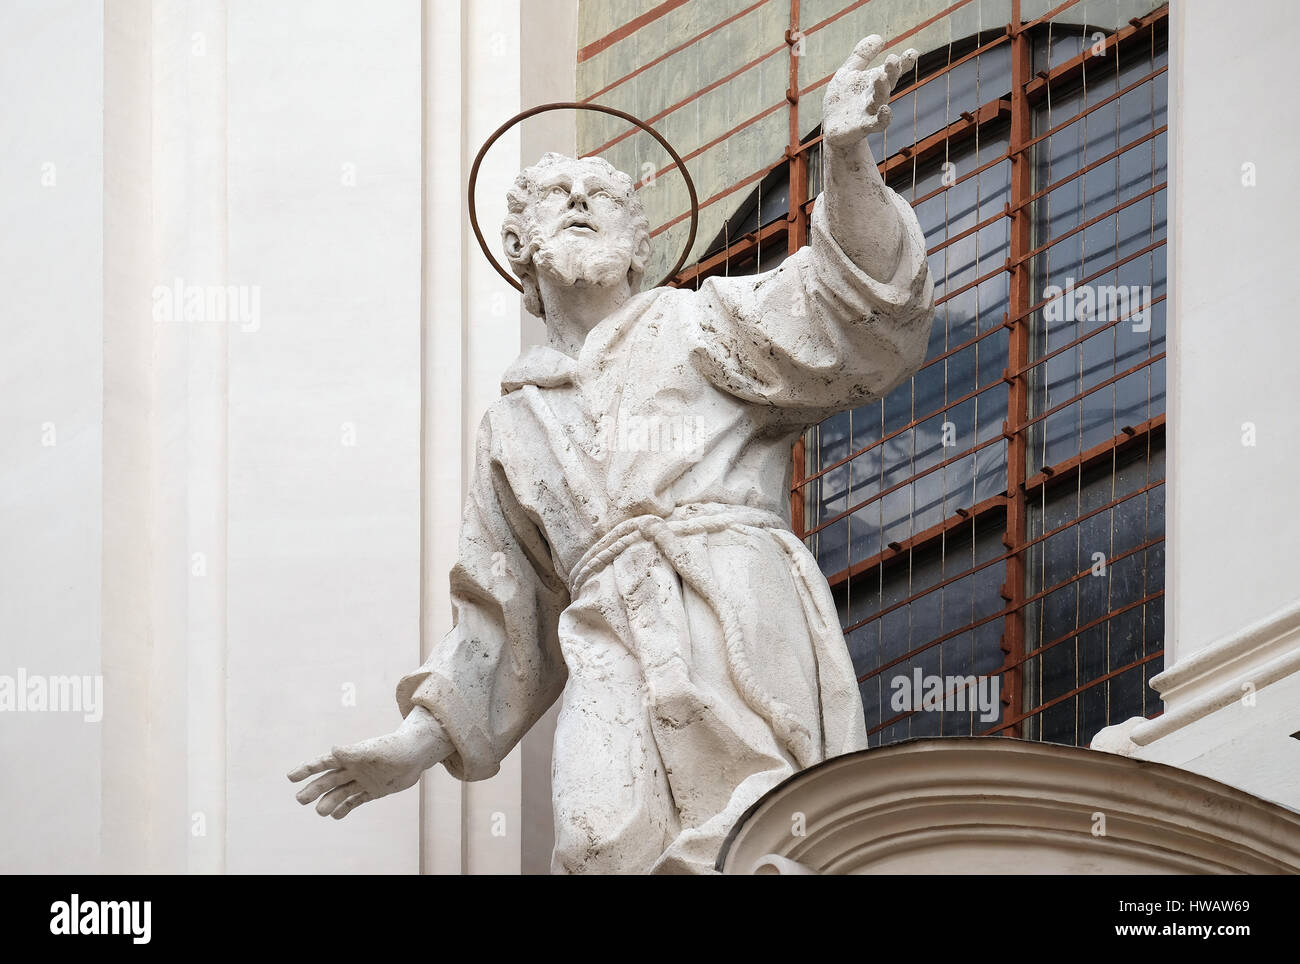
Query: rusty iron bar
823 493 1008 589
982 646 1164 735
586 41 788 158
790 37 1013 160
911 124 1169 261
801 377 1005 491
911 150 1010 207
676 103 1019 287
930 185 1164 313
799 0 981 97
933 227 1162 313
796 293 1164 495
641 5 1165 243
651 156 784 237
872 615 1163 736
1018 63 1168 156
926 205 1009 258
669 219 787 288
802 350 1164 538
579 0 774 105
871 617 1163 737
855 528 1165 663
869 635 1163 738
576 0 693 62
999 1 1033 736
1025 412 1164 490
855 568 1164 685
883 99 1012 181
788 0 809 539
796 96 1010 176
1018 0 1089 34
1022 6 1167 103
806 428 1006 538
1008 238 1165 326
888 30 1011 105
825 415 1164 595
798 0 878 39
839 1 1165 742
858 570 1163 688
1011 293 1166 381
636 24 1012 197
1008 181 1166 271
1025 351 1165 430
641 101 789 190
1009 124 1168 215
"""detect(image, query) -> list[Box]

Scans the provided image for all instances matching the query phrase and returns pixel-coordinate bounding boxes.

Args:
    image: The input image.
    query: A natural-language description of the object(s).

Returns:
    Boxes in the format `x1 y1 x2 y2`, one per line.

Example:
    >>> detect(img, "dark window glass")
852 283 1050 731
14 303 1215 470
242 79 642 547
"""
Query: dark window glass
684 16 1168 749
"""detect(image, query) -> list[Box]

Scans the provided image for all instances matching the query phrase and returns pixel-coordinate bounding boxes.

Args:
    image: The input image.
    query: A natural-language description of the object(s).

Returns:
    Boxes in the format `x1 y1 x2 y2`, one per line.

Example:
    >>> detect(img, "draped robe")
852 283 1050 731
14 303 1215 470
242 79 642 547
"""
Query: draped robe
396 194 934 873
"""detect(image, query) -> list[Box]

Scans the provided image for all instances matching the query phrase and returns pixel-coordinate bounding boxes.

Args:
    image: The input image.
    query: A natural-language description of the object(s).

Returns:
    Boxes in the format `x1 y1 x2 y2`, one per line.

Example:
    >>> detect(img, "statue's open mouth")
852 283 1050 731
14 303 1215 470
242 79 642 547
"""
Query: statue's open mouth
564 216 598 233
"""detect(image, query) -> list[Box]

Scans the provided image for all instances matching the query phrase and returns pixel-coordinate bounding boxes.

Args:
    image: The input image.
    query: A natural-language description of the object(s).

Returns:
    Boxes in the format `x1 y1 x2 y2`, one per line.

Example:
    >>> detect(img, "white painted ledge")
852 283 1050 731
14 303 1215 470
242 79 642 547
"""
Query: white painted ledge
1141 597 1300 742
1110 597 1300 749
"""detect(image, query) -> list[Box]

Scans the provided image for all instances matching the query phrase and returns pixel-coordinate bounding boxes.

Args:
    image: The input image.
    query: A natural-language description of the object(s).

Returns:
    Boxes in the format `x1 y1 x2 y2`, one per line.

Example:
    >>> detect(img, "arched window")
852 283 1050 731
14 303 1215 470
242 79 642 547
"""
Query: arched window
675 6 1168 747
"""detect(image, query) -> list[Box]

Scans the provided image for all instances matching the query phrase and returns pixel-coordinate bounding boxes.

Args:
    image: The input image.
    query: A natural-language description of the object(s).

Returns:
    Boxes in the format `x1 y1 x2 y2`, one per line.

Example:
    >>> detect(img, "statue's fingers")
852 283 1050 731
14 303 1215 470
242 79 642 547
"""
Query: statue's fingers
315 781 359 816
330 791 373 820
866 104 892 133
295 768 352 805
869 69 892 112
287 753 340 783
845 34 884 72
900 48 920 77
882 53 902 86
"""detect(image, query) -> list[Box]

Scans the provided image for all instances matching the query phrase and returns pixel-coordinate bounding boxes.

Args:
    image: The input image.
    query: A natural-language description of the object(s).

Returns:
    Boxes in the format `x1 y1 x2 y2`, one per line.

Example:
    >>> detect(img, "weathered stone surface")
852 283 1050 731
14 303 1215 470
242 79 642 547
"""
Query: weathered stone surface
291 36 934 874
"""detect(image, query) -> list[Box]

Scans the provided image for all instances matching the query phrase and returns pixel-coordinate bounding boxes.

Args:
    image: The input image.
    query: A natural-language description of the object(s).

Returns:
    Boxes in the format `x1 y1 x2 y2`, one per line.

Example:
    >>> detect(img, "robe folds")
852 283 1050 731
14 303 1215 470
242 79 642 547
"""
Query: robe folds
396 192 934 873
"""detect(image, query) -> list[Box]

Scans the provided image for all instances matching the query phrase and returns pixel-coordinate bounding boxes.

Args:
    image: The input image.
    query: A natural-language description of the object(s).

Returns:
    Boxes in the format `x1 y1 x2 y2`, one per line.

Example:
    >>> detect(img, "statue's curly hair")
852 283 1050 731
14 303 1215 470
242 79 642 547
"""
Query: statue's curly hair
501 152 651 319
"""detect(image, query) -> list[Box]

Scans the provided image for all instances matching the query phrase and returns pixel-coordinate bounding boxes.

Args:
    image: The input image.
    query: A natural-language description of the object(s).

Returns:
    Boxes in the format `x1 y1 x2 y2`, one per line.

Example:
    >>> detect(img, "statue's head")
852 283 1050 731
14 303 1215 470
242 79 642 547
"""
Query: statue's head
502 152 652 320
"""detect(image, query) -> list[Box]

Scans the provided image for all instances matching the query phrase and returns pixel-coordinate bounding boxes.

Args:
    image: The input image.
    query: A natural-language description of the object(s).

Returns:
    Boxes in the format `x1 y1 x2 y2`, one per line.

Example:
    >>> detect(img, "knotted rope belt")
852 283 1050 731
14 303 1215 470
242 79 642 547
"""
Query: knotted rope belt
565 502 820 768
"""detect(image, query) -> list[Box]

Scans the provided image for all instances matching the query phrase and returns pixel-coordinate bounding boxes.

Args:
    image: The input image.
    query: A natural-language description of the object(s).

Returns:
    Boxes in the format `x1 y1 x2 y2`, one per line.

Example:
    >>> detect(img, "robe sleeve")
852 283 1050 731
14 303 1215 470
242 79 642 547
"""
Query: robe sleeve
687 187 934 418
395 410 569 782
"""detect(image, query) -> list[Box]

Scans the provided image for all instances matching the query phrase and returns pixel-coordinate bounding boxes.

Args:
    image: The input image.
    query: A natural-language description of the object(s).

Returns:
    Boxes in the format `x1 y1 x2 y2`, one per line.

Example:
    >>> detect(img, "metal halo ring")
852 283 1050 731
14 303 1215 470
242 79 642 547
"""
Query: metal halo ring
467 102 699 293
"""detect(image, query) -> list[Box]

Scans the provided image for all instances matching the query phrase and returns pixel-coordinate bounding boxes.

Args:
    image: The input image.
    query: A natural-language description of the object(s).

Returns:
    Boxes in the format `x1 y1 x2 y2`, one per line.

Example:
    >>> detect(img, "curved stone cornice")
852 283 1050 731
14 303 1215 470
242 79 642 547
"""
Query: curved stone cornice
717 738 1300 874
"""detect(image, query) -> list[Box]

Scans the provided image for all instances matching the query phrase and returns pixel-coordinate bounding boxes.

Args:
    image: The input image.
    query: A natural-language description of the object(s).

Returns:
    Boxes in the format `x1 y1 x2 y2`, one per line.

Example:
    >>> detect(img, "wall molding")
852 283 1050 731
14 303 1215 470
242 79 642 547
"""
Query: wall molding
1133 597 1300 745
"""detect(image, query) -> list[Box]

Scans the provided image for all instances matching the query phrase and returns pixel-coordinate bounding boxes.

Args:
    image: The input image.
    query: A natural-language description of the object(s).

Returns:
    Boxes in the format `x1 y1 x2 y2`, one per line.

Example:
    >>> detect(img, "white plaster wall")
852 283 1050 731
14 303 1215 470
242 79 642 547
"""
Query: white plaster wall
1092 0 1300 819
0 0 104 874
225 0 423 873
1168 0 1300 663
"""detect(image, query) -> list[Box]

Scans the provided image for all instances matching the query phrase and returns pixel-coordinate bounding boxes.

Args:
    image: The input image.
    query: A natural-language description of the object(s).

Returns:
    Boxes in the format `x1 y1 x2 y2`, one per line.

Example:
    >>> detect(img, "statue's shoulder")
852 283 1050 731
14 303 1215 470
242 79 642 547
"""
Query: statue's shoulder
630 283 707 327
628 284 686 314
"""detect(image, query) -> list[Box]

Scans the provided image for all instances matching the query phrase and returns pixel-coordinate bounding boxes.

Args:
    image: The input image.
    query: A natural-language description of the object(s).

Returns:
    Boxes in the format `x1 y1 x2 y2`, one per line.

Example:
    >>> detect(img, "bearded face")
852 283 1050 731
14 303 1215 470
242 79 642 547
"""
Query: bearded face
502 155 651 318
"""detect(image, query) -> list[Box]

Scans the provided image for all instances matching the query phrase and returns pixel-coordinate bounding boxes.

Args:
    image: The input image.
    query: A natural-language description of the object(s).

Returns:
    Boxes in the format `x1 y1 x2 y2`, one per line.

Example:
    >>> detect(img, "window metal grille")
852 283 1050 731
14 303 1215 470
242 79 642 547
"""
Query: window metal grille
596 0 1170 746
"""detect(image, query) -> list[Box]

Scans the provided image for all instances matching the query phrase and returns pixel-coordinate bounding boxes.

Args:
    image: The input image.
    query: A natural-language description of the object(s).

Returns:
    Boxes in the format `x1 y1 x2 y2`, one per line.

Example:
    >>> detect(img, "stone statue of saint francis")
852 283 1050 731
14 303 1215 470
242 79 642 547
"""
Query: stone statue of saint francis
290 35 934 875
